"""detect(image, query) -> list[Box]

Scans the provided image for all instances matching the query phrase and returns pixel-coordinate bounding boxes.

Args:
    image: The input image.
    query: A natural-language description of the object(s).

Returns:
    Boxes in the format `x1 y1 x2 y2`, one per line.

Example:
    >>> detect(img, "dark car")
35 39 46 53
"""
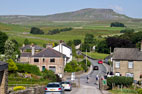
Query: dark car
93 66 99 70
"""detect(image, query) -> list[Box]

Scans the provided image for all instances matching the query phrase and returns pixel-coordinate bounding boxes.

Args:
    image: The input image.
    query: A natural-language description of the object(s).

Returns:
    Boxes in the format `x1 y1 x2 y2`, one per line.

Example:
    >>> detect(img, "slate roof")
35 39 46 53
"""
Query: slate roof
21 52 32 57
0 61 8 71
21 45 43 50
32 48 66 57
113 48 142 61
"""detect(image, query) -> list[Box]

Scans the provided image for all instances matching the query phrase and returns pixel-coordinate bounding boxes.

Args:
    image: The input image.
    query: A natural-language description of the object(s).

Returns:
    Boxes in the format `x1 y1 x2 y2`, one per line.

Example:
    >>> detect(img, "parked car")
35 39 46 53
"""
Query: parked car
45 82 64 94
98 60 103 64
61 81 72 91
93 66 99 70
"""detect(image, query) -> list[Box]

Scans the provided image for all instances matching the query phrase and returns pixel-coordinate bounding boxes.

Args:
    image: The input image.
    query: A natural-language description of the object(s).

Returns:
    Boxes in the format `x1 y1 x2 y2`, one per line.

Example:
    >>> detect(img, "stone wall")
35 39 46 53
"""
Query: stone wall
0 69 8 94
10 86 45 94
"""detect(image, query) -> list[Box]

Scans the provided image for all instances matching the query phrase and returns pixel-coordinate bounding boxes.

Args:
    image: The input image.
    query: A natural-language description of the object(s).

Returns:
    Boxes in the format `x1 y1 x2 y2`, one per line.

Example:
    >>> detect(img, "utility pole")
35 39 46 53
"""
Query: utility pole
86 49 87 65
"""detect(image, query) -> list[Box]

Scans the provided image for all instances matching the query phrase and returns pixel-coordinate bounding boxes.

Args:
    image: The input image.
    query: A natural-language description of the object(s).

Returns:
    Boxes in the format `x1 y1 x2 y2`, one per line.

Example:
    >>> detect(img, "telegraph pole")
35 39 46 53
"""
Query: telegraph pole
86 49 87 65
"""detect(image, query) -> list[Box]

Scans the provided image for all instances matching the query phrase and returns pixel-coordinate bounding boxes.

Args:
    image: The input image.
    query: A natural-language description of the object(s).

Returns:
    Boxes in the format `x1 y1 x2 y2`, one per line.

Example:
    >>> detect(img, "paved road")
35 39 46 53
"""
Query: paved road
65 59 107 94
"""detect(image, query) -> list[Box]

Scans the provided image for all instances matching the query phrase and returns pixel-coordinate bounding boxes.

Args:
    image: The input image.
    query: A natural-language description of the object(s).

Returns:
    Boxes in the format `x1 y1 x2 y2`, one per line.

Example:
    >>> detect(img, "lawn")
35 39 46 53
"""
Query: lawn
83 52 109 59
109 89 137 94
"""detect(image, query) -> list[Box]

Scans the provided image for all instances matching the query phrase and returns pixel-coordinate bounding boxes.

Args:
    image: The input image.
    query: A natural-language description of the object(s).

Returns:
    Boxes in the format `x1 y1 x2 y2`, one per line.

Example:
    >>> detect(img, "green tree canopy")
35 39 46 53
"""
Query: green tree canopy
0 31 8 54
110 22 125 27
73 39 81 46
30 27 44 34
7 59 18 72
24 39 30 45
4 40 15 60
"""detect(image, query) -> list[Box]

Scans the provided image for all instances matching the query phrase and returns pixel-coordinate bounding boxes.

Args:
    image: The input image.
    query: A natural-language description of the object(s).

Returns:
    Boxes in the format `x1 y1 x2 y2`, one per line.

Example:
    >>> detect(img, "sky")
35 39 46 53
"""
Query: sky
0 0 142 18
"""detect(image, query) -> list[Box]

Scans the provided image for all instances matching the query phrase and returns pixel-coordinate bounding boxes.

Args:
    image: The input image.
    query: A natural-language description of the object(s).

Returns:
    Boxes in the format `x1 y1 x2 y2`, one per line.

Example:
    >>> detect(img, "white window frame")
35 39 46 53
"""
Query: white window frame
126 73 134 78
115 61 120 68
128 61 133 69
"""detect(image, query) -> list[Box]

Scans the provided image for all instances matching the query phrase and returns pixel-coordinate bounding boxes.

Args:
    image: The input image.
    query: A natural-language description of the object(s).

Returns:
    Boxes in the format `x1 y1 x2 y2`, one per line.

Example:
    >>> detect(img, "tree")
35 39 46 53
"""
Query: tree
84 34 94 44
73 39 81 46
24 39 30 45
80 43 90 52
110 22 125 27
0 31 8 54
67 40 73 47
120 29 135 33
96 40 110 54
7 59 18 72
106 37 135 52
30 27 44 34
4 40 15 60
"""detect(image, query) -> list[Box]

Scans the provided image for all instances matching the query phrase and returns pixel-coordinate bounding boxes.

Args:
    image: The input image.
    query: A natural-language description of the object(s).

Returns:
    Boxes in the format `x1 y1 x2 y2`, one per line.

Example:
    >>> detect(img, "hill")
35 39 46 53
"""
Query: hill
0 8 133 25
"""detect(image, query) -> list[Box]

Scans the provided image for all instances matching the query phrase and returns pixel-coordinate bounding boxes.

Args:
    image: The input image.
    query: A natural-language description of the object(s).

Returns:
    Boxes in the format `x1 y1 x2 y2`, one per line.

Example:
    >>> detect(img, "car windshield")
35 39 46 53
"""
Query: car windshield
47 84 60 87
61 82 70 84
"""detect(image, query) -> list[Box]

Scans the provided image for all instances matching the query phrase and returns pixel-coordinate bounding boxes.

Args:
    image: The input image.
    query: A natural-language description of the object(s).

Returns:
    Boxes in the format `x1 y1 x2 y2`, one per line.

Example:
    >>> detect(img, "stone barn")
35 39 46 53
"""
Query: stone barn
0 61 8 94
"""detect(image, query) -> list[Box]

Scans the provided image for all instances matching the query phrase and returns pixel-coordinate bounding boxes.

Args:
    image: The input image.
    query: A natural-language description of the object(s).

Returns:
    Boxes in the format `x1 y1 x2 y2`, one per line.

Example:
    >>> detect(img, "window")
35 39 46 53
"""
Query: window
128 61 133 68
126 73 134 77
43 58 45 62
50 58 55 62
34 59 39 62
115 72 120 76
49 66 56 72
115 61 120 68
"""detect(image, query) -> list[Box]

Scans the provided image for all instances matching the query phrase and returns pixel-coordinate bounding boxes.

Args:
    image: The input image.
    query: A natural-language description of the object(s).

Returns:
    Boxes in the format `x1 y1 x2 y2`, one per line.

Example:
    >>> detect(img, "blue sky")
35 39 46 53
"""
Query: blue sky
0 0 142 18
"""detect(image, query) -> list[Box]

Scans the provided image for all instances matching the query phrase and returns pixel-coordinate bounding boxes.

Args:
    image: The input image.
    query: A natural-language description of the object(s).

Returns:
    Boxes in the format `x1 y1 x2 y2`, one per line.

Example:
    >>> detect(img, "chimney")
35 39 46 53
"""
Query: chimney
46 43 53 48
31 44 35 55
141 40 142 51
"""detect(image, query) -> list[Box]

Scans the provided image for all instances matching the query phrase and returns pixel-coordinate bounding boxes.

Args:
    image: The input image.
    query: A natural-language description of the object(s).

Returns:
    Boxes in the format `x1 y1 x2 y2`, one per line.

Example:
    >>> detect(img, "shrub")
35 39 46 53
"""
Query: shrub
7 59 18 72
16 63 41 76
13 86 26 91
42 70 57 82
137 88 142 94
107 76 133 89
120 29 135 33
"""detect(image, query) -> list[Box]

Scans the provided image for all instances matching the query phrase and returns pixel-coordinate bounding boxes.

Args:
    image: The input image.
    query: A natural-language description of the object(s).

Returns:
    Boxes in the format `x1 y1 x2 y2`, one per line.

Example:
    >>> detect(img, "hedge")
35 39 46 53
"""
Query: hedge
13 86 26 91
107 76 133 89
16 63 41 76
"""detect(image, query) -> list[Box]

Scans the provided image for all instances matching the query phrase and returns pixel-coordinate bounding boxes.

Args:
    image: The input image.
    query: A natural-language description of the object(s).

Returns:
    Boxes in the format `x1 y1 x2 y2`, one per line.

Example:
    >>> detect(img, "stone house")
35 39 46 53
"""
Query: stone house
20 45 67 78
20 44 43 63
0 61 8 94
53 41 72 63
112 48 142 81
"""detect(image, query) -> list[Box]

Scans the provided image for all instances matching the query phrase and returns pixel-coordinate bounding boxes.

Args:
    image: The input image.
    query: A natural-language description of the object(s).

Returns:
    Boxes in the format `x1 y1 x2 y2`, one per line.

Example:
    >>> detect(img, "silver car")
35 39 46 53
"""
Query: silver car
45 82 64 94
61 81 72 91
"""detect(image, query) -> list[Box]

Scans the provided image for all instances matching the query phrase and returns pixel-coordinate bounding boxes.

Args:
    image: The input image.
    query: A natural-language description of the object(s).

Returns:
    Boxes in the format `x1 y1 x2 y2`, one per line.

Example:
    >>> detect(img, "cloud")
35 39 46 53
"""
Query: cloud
110 5 124 13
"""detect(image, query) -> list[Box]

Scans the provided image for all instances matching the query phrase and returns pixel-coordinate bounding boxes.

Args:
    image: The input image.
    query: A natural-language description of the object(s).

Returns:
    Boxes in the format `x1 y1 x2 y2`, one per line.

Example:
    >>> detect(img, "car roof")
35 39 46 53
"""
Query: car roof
48 82 61 84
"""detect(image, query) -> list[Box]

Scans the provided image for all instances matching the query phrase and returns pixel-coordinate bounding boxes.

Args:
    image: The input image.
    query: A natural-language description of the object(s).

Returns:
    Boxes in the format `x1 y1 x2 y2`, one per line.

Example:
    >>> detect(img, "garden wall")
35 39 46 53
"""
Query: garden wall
9 86 45 94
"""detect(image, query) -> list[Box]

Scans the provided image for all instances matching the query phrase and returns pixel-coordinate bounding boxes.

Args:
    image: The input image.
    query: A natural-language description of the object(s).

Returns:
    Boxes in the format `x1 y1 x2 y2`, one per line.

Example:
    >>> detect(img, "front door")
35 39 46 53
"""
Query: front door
42 66 45 71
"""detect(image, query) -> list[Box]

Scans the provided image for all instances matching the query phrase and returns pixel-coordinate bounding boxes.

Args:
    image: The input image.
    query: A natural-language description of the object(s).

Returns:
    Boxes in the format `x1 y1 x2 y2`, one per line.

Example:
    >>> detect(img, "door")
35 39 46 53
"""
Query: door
42 66 45 71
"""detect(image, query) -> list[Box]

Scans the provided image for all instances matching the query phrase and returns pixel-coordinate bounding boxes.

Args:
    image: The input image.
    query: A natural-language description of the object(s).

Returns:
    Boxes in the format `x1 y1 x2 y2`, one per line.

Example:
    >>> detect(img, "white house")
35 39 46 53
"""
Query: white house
53 43 72 63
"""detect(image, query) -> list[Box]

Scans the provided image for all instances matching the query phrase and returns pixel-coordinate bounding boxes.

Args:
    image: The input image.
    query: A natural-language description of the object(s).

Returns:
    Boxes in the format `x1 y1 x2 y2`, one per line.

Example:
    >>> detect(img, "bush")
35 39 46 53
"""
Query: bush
107 76 133 89
7 59 18 72
42 70 57 82
16 63 41 76
48 28 72 35
137 88 142 94
120 29 135 33
13 86 26 91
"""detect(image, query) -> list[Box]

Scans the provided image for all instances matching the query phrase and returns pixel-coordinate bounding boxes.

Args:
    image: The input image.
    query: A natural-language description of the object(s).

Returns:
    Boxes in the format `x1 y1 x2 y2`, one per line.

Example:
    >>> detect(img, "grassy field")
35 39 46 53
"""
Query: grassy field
0 21 142 46
83 52 109 59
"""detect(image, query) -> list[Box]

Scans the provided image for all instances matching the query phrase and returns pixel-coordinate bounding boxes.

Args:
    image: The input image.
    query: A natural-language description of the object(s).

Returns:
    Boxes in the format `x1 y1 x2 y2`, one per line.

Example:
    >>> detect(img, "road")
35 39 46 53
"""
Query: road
65 59 107 94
